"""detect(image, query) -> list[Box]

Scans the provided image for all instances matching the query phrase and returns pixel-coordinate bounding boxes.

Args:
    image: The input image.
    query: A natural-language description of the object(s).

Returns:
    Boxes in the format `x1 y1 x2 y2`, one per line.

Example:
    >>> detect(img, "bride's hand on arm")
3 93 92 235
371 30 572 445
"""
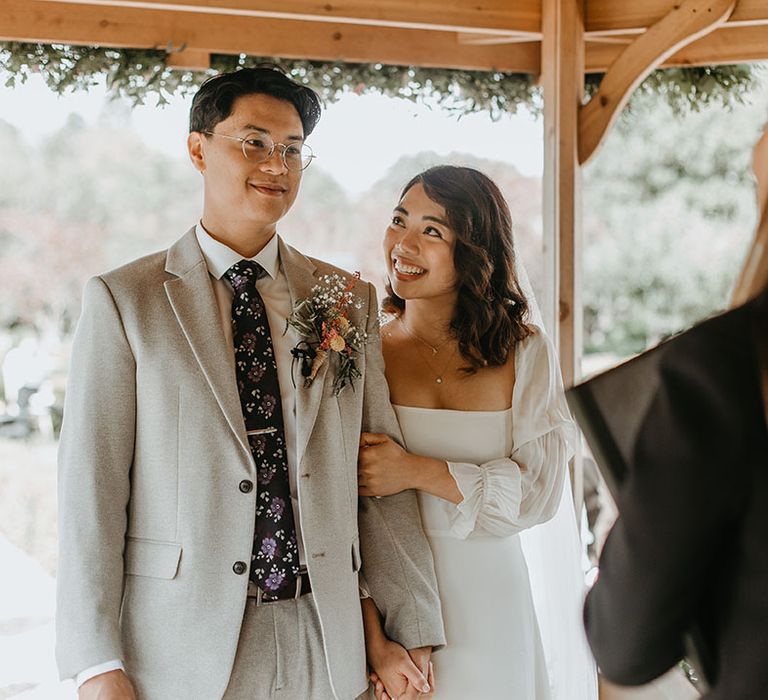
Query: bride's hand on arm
358 432 462 503
362 599 432 699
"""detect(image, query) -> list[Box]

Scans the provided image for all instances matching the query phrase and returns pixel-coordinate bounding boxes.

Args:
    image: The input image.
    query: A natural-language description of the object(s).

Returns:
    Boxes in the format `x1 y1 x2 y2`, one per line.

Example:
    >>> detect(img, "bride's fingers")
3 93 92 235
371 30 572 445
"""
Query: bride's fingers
378 680 394 700
424 661 435 695
401 661 430 695
399 681 420 700
385 673 410 700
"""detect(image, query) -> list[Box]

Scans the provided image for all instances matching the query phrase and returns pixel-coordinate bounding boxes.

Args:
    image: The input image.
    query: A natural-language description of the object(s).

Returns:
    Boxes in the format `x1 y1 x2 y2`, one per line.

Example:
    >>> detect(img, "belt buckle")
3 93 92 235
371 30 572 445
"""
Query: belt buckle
294 573 303 599
253 571 305 606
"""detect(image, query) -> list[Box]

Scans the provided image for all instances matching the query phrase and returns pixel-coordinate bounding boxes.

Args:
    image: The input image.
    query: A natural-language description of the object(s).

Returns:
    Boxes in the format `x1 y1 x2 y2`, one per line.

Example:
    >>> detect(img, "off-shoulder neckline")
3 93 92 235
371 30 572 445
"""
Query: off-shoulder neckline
392 404 513 414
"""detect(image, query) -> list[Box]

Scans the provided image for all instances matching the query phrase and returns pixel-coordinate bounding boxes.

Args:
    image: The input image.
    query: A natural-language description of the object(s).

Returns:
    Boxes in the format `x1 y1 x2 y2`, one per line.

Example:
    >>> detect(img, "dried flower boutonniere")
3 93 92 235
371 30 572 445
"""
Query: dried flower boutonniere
286 272 366 395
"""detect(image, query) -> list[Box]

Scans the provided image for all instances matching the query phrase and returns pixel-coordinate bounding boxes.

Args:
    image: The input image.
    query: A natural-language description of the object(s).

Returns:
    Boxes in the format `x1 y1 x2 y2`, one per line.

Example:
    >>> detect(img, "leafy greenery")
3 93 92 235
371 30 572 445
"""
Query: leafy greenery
0 41 760 118
582 88 765 355
0 59 764 357
0 42 537 116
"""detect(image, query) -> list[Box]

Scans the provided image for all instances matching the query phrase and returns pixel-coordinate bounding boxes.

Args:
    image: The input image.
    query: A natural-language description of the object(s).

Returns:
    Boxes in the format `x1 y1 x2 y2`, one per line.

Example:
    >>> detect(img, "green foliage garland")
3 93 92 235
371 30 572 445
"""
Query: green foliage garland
0 41 761 118
585 64 759 116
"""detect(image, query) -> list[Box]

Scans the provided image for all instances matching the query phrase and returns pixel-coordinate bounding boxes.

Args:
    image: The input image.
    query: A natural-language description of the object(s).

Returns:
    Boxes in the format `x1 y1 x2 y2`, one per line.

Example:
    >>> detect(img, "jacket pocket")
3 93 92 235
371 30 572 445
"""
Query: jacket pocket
124 537 182 579
351 536 362 573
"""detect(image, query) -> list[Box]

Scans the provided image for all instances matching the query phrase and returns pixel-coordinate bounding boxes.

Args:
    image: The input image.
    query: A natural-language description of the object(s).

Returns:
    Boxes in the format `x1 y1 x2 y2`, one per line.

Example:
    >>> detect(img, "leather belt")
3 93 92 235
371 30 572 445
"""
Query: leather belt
247 568 312 605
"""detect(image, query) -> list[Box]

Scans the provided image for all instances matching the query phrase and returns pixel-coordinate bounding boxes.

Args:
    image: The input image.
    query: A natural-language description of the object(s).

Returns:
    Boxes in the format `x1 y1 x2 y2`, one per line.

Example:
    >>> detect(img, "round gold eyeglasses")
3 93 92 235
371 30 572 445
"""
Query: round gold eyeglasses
202 130 315 172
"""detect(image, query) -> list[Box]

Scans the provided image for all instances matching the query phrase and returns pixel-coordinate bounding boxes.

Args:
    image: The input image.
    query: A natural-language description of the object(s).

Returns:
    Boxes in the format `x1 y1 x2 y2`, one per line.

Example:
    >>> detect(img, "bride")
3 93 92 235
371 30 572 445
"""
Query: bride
358 166 597 699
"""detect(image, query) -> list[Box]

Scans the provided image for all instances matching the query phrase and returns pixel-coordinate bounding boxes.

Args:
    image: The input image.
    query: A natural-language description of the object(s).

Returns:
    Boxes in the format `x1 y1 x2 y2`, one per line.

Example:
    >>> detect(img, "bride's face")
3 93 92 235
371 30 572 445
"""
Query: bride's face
384 183 458 303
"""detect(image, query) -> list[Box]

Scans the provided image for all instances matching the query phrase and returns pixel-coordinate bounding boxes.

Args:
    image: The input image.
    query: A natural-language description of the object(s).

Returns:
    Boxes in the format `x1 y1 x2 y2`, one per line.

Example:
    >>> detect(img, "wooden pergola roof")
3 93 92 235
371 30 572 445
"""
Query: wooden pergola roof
2 1 767 507
3 1 768 74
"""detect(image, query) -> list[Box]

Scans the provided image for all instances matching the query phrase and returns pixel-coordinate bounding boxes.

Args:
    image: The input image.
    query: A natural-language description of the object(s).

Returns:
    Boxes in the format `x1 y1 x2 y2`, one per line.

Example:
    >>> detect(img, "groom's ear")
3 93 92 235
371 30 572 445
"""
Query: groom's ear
188 132 206 174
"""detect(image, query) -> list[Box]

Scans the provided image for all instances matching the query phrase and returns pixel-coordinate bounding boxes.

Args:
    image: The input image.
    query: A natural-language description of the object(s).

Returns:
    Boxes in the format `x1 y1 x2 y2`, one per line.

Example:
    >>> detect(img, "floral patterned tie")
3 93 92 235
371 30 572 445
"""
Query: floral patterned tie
225 260 299 599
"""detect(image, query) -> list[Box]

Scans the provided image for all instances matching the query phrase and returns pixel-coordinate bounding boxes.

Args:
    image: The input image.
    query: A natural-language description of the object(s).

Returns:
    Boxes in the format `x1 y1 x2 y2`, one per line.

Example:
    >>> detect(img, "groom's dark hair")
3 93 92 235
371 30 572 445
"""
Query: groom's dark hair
189 66 322 137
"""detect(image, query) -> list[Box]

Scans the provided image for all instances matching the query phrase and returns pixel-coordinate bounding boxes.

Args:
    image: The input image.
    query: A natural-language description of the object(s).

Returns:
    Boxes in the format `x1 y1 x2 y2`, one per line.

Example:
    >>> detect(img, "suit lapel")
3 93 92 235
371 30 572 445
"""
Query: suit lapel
164 229 251 460
278 238 329 463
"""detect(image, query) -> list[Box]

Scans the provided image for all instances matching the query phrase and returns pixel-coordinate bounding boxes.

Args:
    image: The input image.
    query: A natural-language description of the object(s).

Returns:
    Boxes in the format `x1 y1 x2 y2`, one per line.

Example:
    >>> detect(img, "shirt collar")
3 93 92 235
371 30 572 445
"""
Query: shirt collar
194 222 280 281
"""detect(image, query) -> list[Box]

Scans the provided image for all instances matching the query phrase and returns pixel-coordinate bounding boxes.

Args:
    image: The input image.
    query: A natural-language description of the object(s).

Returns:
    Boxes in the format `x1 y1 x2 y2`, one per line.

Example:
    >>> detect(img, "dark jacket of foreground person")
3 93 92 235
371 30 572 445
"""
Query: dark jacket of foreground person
584 290 768 699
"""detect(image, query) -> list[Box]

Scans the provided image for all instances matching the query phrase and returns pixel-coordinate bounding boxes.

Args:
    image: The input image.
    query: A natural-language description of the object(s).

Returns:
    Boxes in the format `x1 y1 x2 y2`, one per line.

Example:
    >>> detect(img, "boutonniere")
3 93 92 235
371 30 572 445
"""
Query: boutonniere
286 272 366 395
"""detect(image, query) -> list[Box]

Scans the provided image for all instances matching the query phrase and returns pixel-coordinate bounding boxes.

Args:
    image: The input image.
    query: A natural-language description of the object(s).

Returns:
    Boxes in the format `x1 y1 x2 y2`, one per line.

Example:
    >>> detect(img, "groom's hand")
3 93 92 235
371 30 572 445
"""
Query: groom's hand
407 646 434 698
367 639 431 700
79 669 137 700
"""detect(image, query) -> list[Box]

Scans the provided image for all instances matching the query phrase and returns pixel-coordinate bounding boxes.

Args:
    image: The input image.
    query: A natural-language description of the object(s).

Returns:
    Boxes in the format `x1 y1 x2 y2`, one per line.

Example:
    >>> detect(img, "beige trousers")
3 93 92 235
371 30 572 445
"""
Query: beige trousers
222 593 369 700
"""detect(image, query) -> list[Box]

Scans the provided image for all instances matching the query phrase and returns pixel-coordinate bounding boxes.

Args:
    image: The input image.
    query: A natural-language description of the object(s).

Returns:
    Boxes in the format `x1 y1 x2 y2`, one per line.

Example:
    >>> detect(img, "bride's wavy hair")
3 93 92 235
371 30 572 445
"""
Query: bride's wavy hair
383 165 532 372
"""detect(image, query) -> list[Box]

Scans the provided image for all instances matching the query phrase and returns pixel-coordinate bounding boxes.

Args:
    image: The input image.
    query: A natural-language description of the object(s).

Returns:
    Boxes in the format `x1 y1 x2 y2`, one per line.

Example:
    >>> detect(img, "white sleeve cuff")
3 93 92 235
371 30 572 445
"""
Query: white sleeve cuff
76 659 125 688
358 572 372 599
446 459 523 538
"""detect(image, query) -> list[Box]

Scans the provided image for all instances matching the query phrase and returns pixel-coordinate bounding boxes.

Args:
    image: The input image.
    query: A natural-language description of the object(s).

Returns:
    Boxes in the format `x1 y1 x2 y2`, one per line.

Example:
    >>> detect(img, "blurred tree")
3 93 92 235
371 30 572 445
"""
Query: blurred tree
0 114 200 334
279 165 356 267
582 89 765 356
4 89 763 357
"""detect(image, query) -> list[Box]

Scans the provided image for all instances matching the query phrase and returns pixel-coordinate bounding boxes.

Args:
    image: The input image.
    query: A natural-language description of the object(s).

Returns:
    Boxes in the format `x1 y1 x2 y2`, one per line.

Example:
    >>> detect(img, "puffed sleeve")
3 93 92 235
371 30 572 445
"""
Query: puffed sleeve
446 326 577 538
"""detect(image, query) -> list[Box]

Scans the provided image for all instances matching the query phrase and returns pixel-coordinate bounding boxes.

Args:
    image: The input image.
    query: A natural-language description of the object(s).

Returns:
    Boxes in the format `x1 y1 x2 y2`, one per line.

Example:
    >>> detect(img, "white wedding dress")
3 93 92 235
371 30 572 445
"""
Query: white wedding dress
393 326 597 699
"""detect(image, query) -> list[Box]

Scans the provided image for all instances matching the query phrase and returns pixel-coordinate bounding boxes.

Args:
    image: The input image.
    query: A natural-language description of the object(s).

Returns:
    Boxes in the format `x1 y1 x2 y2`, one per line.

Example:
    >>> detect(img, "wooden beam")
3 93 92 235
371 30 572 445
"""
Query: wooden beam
458 33 541 47
586 24 768 72
541 0 585 513
166 48 210 70
579 0 736 164
0 0 541 73
38 0 543 37
587 0 768 35
541 0 584 384
663 24 768 68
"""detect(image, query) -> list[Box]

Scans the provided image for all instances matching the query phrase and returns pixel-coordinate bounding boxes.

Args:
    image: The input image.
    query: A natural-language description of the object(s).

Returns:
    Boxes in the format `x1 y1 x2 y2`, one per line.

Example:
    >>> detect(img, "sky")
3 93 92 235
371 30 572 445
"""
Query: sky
0 73 544 194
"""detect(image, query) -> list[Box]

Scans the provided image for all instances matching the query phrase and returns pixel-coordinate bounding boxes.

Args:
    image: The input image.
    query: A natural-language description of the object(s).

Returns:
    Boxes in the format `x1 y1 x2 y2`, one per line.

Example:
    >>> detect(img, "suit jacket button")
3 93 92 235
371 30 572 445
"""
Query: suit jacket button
233 561 247 575
239 480 253 493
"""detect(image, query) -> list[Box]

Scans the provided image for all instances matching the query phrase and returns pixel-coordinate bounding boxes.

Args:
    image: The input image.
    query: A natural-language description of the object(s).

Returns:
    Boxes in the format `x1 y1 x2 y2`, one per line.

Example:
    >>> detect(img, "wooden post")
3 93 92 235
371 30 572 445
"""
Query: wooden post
541 0 584 515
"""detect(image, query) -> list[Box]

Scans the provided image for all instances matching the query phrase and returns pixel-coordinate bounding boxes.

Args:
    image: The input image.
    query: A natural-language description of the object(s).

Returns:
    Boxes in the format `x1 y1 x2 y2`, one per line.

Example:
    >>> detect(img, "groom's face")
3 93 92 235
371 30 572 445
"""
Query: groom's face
189 93 304 231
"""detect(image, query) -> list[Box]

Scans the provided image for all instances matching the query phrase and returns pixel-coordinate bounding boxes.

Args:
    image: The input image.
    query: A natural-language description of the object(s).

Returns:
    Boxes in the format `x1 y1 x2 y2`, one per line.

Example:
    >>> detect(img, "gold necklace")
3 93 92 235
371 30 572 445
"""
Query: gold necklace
411 338 458 385
398 317 452 356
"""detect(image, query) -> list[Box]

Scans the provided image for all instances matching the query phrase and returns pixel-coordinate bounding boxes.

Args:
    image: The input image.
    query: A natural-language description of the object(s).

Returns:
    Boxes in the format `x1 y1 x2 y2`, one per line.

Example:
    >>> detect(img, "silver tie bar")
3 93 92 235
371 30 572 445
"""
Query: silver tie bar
246 427 277 436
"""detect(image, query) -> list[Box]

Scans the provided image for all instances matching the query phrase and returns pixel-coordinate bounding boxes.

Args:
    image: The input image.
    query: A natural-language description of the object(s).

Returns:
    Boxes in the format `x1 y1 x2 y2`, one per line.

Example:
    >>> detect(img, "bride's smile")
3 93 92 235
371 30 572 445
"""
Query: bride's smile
383 182 457 302
392 258 426 277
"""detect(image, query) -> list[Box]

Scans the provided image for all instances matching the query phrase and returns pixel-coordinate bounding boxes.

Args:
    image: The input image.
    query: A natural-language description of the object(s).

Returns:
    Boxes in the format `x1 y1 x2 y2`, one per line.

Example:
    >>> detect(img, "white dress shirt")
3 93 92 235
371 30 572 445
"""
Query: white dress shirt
76 224 306 688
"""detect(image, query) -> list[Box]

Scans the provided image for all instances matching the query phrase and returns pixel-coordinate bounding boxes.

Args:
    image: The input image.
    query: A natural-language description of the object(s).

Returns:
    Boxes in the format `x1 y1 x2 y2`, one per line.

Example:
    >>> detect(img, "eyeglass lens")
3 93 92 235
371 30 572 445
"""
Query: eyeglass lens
242 132 313 171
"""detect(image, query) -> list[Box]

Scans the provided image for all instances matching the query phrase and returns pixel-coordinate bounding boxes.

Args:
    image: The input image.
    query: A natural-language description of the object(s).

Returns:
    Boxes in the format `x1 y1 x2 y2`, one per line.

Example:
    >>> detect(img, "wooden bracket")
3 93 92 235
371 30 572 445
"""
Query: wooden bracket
578 0 736 165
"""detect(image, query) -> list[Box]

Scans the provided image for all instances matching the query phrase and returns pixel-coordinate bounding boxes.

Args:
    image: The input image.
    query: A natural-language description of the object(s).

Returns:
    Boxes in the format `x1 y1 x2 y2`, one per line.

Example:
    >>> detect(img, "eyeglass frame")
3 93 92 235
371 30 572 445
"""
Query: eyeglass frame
201 129 316 171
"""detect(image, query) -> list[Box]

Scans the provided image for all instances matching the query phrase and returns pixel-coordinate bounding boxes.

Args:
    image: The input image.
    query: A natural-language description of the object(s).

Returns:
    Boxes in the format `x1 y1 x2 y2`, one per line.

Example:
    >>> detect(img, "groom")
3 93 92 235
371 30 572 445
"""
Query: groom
56 67 444 699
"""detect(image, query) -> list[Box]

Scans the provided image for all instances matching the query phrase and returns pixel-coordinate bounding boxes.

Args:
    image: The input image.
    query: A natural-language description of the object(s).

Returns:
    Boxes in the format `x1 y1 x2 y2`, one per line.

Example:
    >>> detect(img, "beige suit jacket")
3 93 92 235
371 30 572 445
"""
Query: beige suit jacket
55 229 445 699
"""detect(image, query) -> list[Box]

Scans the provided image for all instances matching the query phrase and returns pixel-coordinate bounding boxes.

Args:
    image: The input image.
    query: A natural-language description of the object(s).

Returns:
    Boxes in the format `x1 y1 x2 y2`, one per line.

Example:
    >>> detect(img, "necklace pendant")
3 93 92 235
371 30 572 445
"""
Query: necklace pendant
436 377 443 384
432 348 438 356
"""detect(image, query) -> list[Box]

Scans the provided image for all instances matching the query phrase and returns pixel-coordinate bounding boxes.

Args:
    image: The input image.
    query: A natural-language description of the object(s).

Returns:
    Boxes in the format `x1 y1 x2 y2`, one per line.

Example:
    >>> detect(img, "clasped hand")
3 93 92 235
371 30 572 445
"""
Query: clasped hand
358 432 414 497
369 643 434 700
